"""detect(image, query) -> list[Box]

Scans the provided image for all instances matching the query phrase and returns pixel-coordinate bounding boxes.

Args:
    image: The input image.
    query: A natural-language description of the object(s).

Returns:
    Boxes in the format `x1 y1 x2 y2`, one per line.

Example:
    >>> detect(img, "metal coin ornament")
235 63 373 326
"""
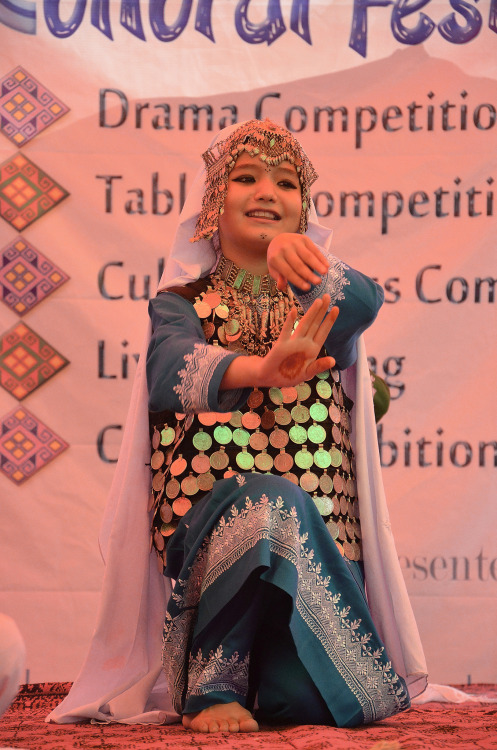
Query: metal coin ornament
296 382 312 401
291 403 309 424
152 471 165 492
151 451 165 470
300 470 319 492
191 452 211 474
152 428 161 450
307 423 326 444
203 291 221 309
309 401 328 422
255 451 273 471
274 449 294 473
173 497 192 516
316 380 332 399
289 424 307 444
250 430 269 451
181 474 199 496
274 407 291 425
314 495 333 516
170 456 187 476
247 388 264 409
233 428 250 447
192 430 212 451
281 386 298 403
295 446 313 470
319 471 333 494
229 411 243 427
160 503 174 523
242 411 261 430
261 408 276 430
269 427 289 449
166 478 180 499
215 303 229 319
213 424 232 444
198 412 218 426
314 446 331 469
160 426 175 446
211 447 230 471
197 472 215 491
326 519 339 540
193 300 211 318
236 447 255 470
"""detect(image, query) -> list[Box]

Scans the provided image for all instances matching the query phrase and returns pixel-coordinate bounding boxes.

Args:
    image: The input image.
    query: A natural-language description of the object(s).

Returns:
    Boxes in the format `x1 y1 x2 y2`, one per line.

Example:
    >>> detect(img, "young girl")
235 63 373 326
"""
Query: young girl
48 120 427 732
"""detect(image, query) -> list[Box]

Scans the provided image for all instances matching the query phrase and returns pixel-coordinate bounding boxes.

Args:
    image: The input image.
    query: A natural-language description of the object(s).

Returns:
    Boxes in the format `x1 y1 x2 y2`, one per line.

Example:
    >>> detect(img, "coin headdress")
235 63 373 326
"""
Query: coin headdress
191 119 318 242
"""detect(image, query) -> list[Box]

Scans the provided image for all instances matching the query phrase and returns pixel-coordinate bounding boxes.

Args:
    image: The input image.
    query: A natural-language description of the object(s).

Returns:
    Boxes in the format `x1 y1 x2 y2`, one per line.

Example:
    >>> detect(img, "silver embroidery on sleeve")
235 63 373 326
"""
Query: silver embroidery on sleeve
297 249 350 310
173 342 241 413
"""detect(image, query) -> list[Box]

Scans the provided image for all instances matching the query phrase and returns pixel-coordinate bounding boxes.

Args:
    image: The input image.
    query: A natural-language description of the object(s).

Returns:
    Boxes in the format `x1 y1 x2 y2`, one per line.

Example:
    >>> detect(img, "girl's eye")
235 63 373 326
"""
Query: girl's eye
232 175 255 183
279 180 298 189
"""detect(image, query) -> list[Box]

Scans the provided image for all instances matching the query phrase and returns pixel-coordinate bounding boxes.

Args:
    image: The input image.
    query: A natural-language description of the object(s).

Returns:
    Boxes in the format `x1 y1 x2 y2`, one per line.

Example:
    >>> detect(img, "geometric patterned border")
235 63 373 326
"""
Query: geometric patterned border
0 66 69 147
0 321 69 400
0 406 68 484
0 236 70 316
0 153 69 231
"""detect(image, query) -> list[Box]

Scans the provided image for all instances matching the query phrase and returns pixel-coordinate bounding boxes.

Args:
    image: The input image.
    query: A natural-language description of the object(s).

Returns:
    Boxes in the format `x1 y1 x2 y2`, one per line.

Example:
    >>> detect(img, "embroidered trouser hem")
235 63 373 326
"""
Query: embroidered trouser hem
183 573 336 725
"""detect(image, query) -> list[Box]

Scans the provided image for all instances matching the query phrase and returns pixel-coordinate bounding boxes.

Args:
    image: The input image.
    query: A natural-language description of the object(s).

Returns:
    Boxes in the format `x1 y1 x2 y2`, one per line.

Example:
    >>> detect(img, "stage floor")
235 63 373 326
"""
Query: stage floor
1 683 496 750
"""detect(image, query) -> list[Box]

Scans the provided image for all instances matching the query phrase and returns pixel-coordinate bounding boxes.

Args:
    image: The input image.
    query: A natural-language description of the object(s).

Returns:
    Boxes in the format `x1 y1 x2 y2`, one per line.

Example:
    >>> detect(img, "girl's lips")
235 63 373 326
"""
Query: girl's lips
245 209 281 220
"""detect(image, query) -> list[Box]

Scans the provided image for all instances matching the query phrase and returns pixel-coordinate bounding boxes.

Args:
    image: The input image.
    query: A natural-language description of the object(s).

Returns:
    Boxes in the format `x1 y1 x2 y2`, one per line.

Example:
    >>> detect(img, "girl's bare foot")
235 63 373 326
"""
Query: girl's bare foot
182 701 259 733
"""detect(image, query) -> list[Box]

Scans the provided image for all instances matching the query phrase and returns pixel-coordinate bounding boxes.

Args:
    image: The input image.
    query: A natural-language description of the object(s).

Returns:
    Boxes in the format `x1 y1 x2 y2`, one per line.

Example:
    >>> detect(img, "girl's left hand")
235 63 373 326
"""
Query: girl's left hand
267 233 329 292
254 294 338 387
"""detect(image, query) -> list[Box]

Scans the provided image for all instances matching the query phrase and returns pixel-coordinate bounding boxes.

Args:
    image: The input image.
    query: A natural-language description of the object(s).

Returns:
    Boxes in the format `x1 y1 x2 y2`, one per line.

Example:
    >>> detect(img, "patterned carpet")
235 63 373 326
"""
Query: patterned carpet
0 683 496 750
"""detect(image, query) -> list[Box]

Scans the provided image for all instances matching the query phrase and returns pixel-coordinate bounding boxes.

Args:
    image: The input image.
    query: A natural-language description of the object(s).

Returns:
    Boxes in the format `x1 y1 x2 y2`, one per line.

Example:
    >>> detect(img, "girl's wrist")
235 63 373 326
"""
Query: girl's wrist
220 354 265 390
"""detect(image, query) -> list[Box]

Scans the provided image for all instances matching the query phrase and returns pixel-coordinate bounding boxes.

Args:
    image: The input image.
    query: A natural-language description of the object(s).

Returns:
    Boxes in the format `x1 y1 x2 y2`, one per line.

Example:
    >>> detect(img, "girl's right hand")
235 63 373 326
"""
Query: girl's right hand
267 233 329 292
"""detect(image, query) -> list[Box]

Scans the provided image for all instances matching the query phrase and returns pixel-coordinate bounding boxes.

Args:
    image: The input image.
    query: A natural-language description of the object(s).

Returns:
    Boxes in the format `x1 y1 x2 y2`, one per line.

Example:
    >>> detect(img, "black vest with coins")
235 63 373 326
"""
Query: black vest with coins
150 258 362 569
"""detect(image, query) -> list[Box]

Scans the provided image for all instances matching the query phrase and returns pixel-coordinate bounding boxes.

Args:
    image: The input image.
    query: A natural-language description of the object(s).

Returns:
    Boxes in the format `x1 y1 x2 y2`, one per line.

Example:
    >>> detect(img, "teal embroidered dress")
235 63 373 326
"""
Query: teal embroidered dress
146 255 411 727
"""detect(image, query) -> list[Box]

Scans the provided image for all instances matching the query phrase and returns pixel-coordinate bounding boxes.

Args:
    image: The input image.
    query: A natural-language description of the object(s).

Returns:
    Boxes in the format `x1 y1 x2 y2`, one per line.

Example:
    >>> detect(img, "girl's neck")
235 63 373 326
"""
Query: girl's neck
219 246 269 277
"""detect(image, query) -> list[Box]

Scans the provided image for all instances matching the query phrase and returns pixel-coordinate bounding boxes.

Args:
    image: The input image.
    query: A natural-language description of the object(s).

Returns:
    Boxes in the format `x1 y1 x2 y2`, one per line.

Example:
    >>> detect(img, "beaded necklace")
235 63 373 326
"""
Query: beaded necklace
192 255 303 357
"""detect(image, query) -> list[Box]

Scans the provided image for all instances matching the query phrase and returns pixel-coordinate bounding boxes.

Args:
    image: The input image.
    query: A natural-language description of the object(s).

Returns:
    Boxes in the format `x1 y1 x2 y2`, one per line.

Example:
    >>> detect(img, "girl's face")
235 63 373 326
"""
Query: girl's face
218 153 302 258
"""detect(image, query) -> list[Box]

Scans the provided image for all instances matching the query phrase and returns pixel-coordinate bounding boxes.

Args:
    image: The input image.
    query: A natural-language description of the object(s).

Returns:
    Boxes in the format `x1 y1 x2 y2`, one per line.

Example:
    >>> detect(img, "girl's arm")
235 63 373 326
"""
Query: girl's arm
267 233 384 370
147 292 249 414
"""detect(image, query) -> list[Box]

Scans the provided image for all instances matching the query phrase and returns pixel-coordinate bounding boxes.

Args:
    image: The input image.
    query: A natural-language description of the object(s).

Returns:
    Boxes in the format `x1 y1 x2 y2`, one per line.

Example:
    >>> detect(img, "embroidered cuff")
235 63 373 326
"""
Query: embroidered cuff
292 248 350 310
173 343 241 414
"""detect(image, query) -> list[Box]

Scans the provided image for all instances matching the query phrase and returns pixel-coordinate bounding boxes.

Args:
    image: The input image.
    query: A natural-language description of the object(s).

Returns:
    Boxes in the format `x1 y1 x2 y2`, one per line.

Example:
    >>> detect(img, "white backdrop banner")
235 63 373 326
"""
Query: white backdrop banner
0 0 495 685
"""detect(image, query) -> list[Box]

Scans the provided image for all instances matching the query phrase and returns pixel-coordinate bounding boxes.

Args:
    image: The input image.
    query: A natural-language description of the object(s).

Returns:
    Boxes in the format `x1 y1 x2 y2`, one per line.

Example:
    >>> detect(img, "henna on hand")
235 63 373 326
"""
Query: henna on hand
278 352 306 379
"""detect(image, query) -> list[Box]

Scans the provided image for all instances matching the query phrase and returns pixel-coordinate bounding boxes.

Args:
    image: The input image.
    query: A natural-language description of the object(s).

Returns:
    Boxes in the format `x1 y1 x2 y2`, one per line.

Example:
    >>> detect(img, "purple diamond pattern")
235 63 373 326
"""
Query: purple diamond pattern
0 237 69 315
0 66 69 147
0 406 68 484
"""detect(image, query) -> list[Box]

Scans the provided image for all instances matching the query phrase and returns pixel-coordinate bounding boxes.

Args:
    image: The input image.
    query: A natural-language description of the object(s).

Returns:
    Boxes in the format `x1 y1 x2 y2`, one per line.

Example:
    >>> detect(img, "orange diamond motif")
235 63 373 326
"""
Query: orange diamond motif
0 322 69 400
0 153 69 230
